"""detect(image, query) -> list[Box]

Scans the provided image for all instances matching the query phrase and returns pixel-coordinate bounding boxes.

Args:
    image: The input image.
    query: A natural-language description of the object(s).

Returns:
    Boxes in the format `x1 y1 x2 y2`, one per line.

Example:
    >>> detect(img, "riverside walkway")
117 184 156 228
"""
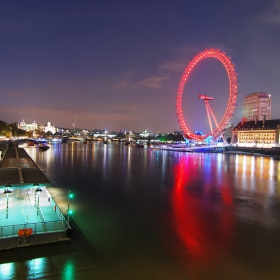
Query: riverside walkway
0 145 71 250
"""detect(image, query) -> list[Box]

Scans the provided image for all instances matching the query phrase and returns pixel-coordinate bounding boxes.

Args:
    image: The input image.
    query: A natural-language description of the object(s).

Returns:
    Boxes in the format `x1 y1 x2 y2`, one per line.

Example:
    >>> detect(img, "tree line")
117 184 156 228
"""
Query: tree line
0 120 28 138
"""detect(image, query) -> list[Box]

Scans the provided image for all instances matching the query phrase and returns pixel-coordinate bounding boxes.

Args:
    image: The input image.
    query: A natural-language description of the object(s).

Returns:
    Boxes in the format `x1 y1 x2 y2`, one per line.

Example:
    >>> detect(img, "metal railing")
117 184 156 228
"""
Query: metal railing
0 219 67 239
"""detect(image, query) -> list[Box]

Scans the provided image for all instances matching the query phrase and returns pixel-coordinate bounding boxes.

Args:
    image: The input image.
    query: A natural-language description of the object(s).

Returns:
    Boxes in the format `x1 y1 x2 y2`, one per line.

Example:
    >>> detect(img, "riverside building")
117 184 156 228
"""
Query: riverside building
242 92 271 121
232 119 280 148
18 120 38 132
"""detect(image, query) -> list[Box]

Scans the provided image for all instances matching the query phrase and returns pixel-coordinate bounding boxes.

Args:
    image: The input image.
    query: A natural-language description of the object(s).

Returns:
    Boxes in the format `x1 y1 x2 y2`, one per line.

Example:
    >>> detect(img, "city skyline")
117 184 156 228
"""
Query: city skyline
1 1 280 132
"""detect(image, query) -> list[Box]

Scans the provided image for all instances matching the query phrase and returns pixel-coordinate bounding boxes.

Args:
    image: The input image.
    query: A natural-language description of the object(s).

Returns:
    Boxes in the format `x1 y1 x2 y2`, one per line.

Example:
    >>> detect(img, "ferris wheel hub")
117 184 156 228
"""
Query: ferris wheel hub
198 94 214 100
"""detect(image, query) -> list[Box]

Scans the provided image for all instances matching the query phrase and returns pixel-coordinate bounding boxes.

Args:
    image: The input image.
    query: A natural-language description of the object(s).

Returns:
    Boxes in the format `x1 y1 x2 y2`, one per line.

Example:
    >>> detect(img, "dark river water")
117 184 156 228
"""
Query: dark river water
1 141 280 279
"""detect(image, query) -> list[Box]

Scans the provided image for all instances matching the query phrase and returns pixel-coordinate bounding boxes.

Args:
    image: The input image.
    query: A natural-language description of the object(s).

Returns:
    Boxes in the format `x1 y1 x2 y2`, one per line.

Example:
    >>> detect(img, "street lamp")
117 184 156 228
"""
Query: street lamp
4 184 12 219
33 183 39 207
67 190 74 229
35 187 42 215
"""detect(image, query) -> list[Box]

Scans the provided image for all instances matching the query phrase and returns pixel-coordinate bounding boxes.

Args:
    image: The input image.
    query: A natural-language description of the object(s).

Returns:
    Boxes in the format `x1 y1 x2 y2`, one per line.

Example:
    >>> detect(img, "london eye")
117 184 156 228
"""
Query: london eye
176 48 238 142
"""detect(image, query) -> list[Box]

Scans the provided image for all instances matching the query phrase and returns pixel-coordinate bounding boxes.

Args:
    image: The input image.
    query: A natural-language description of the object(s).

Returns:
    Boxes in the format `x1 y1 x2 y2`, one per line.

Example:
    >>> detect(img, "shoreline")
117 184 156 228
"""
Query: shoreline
150 144 280 159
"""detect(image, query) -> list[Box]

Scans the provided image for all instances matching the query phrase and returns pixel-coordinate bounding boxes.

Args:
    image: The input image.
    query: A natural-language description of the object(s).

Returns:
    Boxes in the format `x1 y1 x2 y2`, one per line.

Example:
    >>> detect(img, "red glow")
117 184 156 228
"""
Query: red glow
176 48 238 140
171 158 234 267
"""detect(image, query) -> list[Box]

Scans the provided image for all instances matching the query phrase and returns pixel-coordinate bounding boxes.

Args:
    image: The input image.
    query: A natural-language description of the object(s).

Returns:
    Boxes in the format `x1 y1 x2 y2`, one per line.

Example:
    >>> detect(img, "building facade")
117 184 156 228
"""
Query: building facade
242 92 271 121
18 120 38 131
232 119 280 147
18 120 56 134
44 122 56 134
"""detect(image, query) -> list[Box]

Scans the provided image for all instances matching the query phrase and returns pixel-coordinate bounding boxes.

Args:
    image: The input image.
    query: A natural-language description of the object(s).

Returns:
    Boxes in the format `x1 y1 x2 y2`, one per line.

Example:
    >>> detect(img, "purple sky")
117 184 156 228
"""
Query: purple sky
1 0 280 133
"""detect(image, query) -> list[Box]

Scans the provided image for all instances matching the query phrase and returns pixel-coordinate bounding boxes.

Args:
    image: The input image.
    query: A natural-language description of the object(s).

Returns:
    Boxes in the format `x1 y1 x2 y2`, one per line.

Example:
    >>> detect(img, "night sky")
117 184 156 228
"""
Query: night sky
1 0 280 133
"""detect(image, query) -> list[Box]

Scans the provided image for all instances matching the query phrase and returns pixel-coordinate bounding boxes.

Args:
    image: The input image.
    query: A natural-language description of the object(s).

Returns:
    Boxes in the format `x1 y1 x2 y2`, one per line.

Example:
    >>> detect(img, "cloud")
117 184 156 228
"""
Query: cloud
134 75 169 89
114 72 169 90
0 102 150 128
113 104 149 116
259 0 280 27
0 91 21 97
159 61 187 72
113 60 183 90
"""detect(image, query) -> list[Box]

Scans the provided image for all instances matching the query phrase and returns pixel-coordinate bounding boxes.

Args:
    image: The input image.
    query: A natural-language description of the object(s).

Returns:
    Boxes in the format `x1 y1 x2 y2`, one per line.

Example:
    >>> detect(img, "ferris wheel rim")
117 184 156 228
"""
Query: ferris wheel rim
176 48 238 141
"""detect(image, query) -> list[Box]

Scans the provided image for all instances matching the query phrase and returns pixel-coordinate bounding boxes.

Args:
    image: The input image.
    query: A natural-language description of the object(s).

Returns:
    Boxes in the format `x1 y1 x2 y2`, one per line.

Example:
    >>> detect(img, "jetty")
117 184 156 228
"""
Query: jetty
0 144 71 250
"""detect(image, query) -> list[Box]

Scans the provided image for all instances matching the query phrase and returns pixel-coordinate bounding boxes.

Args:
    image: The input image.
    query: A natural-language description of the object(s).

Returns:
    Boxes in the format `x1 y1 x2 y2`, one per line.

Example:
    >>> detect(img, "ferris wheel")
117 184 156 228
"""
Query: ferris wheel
176 48 238 141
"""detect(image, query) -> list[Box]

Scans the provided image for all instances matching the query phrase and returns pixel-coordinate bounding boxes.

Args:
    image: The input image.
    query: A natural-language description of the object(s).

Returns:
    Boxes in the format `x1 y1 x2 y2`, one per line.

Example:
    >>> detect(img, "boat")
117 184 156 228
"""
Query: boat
18 142 28 148
50 138 62 143
28 141 34 147
38 143 49 151
136 141 146 147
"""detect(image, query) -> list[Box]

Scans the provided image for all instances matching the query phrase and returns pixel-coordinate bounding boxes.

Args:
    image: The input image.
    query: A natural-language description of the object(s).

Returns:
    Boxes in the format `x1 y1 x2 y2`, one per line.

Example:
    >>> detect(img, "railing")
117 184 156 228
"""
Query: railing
46 189 66 223
38 207 47 232
0 188 71 239
0 219 67 239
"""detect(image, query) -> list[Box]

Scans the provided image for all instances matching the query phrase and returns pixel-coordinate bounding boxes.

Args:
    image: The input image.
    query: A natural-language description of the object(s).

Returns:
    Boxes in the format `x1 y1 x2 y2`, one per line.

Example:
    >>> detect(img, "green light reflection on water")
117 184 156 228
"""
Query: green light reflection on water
62 260 75 280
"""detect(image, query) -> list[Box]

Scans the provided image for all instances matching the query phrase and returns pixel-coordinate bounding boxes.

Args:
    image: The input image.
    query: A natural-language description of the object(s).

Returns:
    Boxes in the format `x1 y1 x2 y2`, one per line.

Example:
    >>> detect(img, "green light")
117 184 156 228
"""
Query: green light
69 193 74 199
62 260 74 280
68 209 73 215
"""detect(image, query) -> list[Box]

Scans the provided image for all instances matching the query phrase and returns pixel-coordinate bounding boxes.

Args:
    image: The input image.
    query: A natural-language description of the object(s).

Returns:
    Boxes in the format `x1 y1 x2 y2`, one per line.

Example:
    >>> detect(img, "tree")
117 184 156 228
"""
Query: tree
10 123 27 137
0 121 10 136
173 133 185 142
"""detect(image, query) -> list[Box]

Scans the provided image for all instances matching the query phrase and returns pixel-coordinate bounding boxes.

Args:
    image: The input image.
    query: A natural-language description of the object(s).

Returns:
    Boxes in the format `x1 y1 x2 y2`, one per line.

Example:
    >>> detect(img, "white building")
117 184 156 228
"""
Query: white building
18 120 57 134
18 120 38 131
139 129 150 137
44 122 56 134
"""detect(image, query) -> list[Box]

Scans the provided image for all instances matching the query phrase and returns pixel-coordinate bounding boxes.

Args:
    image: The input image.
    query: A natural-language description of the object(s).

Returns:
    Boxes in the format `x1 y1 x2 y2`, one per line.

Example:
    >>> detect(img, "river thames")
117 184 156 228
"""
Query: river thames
1 141 280 279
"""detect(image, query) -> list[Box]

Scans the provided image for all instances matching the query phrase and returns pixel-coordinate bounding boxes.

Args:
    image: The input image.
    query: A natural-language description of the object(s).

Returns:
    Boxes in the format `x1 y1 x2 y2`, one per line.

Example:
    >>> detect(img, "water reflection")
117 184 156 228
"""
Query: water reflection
62 260 75 280
235 155 277 196
171 155 234 268
0 257 48 280
13 144 280 278
0 262 15 279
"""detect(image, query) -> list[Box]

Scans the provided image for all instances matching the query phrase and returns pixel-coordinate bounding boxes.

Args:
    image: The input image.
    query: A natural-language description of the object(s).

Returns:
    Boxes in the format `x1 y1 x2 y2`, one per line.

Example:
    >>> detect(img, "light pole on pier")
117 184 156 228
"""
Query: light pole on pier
33 183 39 208
4 184 12 219
35 187 42 215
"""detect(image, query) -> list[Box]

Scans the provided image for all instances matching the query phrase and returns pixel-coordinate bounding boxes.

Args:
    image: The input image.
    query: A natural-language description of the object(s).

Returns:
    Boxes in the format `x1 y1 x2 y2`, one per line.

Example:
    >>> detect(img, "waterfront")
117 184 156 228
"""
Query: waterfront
1 142 280 279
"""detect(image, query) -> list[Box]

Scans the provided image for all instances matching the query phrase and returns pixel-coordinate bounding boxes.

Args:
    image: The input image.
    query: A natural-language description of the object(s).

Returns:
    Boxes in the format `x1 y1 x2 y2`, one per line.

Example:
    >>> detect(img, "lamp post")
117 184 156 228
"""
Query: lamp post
4 184 12 219
33 183 39 207
35 187 42 215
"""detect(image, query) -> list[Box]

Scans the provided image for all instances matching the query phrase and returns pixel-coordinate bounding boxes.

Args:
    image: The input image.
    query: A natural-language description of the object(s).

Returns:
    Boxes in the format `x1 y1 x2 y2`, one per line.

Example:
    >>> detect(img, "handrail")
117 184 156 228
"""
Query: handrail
0 219 69 238
38 206 46 222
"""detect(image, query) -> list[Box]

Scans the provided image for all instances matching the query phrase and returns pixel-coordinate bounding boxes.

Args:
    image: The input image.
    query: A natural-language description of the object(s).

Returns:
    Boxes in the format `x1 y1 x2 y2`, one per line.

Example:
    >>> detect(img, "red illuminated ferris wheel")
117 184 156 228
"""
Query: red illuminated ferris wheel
176 48 238 141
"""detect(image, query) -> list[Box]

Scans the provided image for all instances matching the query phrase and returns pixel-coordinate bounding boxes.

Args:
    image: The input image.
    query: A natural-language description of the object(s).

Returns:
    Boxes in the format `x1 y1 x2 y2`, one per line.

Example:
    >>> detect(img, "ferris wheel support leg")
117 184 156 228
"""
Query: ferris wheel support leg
207 102 219 128
205 100 213 133
222 134 229 145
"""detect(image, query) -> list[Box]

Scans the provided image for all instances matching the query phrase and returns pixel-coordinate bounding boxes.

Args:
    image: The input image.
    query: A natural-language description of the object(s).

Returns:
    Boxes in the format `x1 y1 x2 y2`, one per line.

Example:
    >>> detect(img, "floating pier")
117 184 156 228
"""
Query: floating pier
0 146 71 250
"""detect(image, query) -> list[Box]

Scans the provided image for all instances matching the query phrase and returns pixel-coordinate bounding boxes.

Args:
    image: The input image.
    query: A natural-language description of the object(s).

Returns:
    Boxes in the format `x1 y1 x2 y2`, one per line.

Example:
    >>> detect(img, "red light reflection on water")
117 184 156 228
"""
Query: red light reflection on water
171 156 234 268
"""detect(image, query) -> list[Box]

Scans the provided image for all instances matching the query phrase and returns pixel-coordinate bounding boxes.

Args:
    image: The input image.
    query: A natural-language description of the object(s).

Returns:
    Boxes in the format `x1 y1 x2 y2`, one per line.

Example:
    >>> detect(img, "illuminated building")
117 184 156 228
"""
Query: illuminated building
44 122 56 134
18 120 38 131
232 119 280 147
242 92 271 121
139 129 150 137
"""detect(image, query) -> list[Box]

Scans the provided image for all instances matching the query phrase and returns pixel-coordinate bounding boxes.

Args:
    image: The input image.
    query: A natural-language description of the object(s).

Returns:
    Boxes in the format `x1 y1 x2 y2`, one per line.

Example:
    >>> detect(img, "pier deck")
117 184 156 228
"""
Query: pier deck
0 146 70 250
